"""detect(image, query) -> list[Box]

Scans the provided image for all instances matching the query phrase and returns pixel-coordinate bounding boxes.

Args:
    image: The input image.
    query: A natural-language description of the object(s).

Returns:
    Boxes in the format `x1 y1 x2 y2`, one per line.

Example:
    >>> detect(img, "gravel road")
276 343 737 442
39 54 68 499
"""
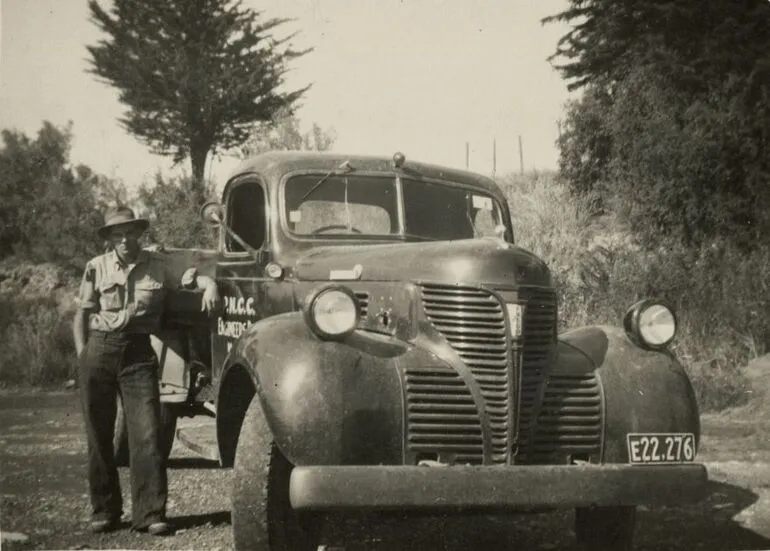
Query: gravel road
2 391 770 551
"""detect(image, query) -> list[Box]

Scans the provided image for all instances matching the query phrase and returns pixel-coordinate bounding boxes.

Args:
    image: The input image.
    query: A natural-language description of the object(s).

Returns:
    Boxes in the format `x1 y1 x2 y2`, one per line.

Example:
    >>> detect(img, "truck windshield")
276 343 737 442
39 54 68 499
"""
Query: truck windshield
283 174 505 240
401 178 504 241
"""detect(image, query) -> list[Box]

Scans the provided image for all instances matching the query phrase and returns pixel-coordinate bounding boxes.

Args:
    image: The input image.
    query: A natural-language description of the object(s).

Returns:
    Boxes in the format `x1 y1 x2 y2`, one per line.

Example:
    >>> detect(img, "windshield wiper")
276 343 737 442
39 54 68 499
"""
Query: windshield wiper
299 160 352 202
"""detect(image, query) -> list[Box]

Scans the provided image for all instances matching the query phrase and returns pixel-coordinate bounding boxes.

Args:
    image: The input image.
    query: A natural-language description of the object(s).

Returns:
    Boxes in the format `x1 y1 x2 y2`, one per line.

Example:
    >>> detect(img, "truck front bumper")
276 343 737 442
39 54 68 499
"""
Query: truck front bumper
290 463 707 512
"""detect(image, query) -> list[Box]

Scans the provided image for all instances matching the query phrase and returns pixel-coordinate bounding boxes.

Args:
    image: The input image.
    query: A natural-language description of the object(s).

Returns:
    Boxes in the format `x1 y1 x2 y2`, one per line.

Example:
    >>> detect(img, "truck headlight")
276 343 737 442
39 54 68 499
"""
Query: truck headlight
623 299 677 349
305 286 359 340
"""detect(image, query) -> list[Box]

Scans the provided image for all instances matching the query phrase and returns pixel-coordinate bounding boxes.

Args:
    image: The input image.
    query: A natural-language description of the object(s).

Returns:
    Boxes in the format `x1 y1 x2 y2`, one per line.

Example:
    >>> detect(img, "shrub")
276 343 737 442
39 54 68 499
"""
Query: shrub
606 67 770 250
500 171 754 411
0 295 77 387
136 173 218 249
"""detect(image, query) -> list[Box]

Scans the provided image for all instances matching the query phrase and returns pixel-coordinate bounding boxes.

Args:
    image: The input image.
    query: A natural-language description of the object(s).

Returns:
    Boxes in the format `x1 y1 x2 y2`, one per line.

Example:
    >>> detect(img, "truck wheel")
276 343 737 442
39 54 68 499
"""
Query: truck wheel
113 397 178 467
232 399 320 551
575 506 635 551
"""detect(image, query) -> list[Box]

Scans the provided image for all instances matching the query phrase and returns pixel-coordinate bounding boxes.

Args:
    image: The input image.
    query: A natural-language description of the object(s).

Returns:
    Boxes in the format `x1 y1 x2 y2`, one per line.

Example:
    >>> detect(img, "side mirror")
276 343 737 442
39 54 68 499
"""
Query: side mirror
200 202 225 227
200 200 260 259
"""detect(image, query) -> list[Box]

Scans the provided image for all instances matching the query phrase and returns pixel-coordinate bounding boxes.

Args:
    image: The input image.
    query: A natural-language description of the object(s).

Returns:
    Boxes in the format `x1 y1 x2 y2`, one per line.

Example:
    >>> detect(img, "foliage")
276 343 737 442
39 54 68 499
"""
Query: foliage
86 0 311 199
501 172 755 411
136 174 218 249
554 88 613 200
546 0 770 249
0 289 78 387
0 122 119 269
239 107 336 157
544 0 770 93
606 67 770 248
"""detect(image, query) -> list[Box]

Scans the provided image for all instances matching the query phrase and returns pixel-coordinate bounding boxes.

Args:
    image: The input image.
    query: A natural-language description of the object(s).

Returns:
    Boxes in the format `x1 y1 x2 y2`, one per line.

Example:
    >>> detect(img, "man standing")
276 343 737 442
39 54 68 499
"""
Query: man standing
72 206 219 535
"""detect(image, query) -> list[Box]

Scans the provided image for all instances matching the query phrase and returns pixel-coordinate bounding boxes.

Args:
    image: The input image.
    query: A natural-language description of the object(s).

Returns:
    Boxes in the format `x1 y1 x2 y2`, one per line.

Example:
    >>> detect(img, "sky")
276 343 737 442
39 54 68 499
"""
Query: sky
0 0 572 192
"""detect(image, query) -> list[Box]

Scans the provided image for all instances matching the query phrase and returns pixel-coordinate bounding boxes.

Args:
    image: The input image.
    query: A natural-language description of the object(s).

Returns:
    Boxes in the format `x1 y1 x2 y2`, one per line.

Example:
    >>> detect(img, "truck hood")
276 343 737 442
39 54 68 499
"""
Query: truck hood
291 238 551 287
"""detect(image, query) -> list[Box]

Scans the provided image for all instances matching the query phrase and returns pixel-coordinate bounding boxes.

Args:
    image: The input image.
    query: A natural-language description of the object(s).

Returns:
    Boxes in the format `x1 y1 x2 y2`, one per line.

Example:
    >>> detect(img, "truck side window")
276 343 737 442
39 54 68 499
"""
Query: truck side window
227 182 266 252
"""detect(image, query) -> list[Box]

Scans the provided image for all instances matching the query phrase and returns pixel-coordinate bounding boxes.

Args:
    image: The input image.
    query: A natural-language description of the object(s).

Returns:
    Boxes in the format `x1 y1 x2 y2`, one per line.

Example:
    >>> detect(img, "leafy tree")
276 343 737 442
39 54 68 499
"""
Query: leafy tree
546 0 770 248
0 122 70 257
239 107 336 157
555 88 613 200
86 0 311 201
0 122 110 268
136 174 217 249
606 66 770 248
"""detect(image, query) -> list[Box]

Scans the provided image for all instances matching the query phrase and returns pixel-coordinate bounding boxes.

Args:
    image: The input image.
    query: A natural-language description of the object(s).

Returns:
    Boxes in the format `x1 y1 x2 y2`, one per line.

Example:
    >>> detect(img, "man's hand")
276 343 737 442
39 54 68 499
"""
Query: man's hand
190 274 220 314
201 285 220 313
199 280 220 314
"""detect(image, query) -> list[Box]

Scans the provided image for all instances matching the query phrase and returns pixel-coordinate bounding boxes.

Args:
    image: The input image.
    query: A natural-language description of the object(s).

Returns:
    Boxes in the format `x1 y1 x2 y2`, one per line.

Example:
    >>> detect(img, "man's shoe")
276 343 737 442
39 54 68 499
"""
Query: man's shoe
90 518 119 533
147 521 171 536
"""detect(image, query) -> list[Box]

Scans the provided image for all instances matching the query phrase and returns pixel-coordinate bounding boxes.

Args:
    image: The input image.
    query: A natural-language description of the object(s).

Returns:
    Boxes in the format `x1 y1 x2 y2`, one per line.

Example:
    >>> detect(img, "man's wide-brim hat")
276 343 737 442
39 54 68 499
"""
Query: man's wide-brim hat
98 206 150 240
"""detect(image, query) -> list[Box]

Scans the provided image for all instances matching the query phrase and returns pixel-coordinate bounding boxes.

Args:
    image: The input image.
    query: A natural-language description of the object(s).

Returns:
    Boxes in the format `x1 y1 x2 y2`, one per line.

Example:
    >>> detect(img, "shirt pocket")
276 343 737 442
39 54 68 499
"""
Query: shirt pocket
98 282 124 312
134 279 165 313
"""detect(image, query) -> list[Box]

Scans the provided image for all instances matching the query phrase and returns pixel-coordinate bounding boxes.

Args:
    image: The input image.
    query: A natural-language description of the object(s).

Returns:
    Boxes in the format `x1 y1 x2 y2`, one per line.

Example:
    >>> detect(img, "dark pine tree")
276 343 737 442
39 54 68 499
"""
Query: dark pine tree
86 0 310 202
544 0 770 94
544 0 770 248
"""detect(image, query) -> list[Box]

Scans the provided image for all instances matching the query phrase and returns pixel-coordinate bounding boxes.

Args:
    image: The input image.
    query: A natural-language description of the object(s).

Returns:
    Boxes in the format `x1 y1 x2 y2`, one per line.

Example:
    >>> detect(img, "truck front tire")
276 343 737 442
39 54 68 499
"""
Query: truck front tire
232 398 320 551
114 397 178 466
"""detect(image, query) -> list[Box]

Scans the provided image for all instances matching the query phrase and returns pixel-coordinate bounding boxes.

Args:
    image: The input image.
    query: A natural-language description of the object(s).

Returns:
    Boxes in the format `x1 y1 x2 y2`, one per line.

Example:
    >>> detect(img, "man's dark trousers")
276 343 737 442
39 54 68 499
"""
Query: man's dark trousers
79 330 167 528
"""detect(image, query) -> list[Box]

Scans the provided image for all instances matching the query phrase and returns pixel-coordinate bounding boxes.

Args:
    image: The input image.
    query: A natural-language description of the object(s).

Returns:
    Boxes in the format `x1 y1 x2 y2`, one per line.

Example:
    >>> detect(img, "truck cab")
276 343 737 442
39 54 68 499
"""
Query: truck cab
154 151 706 551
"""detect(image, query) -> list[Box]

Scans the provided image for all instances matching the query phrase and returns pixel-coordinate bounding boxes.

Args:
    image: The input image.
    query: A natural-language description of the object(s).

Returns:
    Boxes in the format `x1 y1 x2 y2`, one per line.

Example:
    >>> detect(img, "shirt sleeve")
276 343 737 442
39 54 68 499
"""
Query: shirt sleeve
180 267 199 289
76 261 99 311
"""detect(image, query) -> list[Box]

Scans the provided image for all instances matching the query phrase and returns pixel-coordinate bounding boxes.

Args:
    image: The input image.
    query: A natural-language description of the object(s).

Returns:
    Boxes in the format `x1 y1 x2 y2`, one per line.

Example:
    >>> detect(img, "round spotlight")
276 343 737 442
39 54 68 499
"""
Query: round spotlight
624 299 677 349
265 262 284 279
392 152 406 168
305 286 359 340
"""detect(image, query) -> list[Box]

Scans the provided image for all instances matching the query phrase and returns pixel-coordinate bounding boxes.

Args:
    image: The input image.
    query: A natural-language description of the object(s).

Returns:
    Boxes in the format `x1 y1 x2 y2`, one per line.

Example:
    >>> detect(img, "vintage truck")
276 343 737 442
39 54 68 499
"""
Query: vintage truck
130 150 707 550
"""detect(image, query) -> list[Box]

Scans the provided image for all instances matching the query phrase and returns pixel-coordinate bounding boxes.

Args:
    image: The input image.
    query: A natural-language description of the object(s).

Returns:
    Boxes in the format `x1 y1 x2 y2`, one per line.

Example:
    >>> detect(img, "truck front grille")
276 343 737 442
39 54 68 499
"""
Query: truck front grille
419 284 510 463
354 292 369 317
404 366 484 465
515 288 602 463
520 288 557 362
414 283 602 465
515 288 557 449
516 372 603 463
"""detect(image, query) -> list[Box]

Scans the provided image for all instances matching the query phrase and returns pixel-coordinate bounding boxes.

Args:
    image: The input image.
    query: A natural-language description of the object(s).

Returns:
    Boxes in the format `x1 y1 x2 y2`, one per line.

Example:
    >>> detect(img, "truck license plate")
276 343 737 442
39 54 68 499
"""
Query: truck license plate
626 433 696 464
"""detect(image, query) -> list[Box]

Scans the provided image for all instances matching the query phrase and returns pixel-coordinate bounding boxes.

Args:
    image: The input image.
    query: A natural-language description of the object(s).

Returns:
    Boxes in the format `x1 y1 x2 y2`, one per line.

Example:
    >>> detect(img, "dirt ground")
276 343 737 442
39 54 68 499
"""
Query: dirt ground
2 391 770 551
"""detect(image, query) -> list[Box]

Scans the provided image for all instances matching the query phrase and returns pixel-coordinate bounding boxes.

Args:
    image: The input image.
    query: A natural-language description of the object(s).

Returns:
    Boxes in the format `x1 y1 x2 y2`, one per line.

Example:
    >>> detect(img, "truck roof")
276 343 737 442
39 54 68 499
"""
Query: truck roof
226 151 504 197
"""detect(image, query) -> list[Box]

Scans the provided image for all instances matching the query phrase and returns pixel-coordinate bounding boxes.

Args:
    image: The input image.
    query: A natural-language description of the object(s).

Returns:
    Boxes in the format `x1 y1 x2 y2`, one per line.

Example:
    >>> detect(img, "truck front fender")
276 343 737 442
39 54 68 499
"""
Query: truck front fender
216 313 404 468
556 326 700 463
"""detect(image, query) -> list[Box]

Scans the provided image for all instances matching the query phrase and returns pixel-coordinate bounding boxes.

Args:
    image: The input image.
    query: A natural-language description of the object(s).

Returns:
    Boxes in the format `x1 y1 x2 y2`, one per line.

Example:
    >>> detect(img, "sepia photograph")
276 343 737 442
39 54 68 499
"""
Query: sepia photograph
1 0 770 549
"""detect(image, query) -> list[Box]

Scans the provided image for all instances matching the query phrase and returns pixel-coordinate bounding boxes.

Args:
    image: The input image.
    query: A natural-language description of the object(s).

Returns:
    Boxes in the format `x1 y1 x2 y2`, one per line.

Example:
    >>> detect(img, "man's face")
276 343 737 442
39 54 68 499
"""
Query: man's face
108 225 142 261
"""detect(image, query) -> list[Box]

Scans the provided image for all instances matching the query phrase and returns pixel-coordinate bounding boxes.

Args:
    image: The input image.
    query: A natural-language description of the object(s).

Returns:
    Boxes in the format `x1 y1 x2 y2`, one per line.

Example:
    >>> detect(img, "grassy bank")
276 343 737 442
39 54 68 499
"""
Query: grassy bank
500 170 756 411
0 262 78 387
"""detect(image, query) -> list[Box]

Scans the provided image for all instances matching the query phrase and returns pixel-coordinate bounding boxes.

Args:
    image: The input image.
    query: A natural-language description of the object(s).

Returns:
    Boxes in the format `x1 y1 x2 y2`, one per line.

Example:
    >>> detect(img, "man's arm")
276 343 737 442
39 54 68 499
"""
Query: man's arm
73 262 98 356
73 308 89 357
179 267 220 314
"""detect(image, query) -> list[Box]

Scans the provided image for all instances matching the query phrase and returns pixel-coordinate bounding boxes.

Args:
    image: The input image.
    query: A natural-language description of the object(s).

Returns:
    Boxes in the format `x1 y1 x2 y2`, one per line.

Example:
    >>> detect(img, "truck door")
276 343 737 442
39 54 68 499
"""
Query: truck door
211 177 270 380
